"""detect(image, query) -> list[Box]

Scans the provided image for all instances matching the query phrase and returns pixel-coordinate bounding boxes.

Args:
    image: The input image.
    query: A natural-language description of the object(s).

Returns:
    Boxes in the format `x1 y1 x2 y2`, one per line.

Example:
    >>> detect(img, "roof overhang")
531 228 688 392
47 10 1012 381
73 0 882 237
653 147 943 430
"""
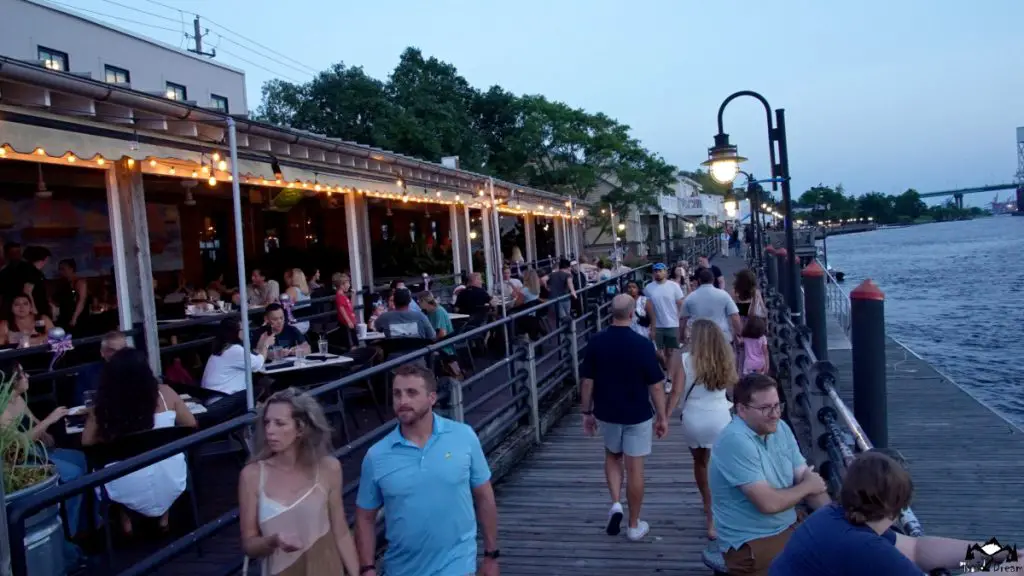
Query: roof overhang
0 56 587 219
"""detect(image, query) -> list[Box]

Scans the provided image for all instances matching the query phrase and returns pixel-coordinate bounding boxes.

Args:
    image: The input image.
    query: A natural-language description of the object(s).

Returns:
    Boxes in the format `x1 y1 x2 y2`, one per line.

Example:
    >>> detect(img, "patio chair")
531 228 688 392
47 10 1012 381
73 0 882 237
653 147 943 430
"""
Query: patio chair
82 425 202 567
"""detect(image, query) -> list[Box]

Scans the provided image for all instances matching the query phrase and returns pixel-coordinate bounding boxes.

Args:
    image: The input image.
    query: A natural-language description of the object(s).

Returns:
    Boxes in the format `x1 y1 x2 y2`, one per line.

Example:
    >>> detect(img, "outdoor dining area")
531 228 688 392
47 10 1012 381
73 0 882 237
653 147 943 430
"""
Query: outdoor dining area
0 77 610 574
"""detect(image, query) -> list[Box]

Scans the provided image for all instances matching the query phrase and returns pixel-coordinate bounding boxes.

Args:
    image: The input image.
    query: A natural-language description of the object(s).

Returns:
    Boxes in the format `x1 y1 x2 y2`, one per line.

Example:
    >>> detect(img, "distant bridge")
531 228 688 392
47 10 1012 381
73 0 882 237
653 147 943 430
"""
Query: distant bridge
918 183 1018 198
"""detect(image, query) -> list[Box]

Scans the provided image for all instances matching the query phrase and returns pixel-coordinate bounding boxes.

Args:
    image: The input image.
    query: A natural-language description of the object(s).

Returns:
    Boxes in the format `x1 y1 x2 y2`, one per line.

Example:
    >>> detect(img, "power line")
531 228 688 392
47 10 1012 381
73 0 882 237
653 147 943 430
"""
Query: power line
216 46 305 84
217 36 315 80
200 16 320 75
138 0 186 15
95 0 181 24
43 0 182 33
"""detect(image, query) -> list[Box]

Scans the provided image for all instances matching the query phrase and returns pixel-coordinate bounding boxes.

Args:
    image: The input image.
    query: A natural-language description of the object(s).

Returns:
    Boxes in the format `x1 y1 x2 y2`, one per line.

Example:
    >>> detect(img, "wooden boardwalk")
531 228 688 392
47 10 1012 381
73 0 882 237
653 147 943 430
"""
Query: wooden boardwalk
829 332 1024 547
489 410 711 575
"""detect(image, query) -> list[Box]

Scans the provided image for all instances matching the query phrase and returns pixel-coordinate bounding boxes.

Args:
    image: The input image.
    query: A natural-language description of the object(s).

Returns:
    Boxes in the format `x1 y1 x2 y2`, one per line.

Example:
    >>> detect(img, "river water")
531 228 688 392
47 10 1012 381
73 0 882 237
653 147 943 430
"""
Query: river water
823 216 1024 429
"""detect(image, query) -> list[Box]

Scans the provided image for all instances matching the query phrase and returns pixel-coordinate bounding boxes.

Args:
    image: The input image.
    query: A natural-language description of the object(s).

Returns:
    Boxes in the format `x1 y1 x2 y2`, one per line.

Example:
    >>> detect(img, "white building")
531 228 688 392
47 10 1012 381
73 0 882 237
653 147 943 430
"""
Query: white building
583 173 740 260
0 0 247 114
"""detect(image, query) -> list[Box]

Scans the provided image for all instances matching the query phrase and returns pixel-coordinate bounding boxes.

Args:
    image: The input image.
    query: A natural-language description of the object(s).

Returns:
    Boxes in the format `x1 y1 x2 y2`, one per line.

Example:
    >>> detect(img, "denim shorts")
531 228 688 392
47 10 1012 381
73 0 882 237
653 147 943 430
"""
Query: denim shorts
599 418 653 457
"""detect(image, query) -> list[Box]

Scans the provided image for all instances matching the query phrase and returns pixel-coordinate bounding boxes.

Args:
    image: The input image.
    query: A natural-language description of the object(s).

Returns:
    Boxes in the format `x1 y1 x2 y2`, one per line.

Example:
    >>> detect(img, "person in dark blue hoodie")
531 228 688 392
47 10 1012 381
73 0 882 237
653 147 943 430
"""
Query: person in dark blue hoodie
770 450 1019 575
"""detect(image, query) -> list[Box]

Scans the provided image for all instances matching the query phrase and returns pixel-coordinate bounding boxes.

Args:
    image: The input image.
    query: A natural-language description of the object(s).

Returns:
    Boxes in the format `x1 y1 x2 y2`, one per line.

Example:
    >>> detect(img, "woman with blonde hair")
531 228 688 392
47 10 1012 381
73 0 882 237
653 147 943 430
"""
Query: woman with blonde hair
668 318 736 541
239 388 359 575
518 268 541 304
283 269 311 334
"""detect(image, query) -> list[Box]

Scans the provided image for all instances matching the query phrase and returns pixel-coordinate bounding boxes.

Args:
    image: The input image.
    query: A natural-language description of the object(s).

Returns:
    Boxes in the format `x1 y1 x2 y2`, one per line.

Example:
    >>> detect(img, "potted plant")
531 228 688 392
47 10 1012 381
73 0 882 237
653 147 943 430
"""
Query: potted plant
1 371 66 576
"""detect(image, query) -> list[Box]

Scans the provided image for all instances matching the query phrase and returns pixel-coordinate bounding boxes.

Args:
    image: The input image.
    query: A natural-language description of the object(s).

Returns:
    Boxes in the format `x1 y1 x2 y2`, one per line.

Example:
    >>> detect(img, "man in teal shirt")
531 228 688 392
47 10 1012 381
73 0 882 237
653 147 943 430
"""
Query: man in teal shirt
354 365 499 576
708 374 830 576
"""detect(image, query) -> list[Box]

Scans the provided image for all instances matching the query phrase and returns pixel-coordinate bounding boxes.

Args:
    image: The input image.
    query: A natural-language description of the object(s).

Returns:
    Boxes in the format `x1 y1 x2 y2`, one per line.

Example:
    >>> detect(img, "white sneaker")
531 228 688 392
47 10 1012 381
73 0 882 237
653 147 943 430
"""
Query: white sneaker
606 502 623 536
627 520 650 541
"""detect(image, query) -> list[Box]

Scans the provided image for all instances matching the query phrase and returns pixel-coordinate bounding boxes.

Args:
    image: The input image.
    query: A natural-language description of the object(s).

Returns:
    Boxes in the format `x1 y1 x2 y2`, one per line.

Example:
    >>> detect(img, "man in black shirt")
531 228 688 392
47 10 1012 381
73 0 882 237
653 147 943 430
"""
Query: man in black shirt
697 256 724 290
259 303 309 356
580 294 668 541
3 246 51 318
454 272 491 316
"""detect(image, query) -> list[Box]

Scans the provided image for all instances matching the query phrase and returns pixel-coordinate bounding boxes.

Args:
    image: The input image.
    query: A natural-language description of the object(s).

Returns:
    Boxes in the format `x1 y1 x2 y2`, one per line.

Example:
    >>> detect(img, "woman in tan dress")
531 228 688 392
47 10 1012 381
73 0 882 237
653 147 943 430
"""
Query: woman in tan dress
239 388 360 575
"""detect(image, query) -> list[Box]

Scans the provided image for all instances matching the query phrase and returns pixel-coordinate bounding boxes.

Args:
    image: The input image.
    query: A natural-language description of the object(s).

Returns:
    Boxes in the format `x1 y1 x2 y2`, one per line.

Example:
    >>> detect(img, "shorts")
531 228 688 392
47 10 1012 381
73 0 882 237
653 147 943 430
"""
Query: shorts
600 418 653 457
654 328 679 350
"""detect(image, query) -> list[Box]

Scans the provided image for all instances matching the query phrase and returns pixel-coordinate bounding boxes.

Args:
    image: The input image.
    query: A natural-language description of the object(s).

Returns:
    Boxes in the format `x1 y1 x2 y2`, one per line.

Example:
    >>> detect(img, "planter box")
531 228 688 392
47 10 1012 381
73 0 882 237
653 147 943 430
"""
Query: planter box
5 471 66 576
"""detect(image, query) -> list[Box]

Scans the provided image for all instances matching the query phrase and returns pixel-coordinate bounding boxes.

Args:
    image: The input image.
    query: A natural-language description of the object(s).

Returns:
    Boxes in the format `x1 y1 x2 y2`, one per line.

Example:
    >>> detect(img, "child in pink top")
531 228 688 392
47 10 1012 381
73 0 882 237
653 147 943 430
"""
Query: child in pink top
741 316 769 375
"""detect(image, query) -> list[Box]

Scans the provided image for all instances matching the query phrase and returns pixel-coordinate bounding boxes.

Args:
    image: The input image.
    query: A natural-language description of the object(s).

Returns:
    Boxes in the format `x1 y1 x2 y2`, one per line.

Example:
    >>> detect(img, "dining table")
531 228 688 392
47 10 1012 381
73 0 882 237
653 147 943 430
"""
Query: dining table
64 394 209 435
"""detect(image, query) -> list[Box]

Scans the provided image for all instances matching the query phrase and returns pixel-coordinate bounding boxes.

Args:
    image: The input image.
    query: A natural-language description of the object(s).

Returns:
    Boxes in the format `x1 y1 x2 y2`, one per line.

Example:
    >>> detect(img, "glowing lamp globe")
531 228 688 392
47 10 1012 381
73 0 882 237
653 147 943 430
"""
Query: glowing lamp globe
700 133 747 185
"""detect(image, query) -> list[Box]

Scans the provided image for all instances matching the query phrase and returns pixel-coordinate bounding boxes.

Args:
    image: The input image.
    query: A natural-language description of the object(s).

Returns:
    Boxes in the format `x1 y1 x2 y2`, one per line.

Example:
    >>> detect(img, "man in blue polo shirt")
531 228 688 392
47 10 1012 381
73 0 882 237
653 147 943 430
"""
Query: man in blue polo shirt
354 364 499 576
708 374 830 576
580 294 668 542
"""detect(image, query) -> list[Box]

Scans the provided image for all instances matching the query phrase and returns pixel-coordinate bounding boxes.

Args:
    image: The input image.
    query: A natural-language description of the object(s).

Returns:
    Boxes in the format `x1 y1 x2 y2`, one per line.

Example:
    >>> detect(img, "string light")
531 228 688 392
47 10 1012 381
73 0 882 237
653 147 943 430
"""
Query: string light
212 152 221 162
35 147 45 155
191 170 198 178
168 167 176 175
208 176 217 187
96 157 105 166
217 160 227 171
66 154 76 163
127 158 135 168
149 159 157 167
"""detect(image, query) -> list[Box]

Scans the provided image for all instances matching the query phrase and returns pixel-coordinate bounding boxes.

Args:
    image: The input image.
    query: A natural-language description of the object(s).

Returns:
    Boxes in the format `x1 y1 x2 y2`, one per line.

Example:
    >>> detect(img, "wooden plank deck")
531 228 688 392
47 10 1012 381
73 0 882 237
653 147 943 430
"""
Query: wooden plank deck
829 333 1024 547
489 410 712 575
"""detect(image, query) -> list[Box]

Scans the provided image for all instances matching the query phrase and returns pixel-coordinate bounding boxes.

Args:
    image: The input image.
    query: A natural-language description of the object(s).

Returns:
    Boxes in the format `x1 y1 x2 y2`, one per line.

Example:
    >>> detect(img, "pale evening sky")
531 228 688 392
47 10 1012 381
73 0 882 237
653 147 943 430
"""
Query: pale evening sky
55 0 1024 208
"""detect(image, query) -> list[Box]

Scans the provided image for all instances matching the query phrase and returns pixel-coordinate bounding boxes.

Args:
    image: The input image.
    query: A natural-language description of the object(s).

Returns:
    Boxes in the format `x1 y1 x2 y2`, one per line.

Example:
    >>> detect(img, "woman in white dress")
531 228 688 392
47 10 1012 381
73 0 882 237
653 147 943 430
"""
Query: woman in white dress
83 348 197 535
668 318 736 541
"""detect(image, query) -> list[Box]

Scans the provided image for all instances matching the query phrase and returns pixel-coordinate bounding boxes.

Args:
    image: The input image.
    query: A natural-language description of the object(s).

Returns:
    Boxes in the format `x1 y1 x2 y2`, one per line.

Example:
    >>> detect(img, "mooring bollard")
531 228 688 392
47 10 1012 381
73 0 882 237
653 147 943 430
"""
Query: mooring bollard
801 261 828 360
850 279 887 449
765 245 778 290
775 248 789 311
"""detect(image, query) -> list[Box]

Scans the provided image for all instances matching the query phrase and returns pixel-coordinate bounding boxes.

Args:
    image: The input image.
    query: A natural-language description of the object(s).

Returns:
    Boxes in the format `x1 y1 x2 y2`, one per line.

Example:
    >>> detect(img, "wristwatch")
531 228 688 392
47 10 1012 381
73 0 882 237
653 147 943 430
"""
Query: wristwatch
359 566 376 574
484 549 500 560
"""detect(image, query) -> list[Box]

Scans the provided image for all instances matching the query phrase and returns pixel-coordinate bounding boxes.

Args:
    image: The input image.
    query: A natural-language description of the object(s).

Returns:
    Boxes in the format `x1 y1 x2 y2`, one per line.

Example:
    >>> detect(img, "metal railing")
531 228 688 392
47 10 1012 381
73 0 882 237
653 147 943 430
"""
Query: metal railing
3 243 693 576
759 262 950 576
823 266 851 337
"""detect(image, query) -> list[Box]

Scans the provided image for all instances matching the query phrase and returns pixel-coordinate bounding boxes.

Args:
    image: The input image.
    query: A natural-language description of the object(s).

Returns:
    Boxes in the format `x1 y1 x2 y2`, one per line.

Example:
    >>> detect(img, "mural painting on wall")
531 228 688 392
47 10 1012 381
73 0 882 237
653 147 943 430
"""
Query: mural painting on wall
0 196 184 277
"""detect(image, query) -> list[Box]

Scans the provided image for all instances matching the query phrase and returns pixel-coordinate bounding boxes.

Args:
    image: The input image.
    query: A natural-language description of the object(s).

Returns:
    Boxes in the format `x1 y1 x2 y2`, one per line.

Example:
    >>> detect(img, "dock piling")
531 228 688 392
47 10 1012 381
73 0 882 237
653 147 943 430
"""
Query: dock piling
850 279 888 448
801 261 828 360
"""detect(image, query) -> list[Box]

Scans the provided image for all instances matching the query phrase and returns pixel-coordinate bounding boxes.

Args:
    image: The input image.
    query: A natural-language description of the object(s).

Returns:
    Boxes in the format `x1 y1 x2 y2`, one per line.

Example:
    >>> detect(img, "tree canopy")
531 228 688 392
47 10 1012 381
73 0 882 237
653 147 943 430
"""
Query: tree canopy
256 47 676 221
796 185 985 224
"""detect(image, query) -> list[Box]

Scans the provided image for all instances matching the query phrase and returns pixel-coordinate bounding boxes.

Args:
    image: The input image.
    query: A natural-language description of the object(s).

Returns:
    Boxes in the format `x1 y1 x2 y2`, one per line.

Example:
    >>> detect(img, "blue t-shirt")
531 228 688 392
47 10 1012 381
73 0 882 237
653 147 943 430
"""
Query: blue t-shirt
579 325 663 425
356 413 491 576
770 504 920 575
708 416 806 551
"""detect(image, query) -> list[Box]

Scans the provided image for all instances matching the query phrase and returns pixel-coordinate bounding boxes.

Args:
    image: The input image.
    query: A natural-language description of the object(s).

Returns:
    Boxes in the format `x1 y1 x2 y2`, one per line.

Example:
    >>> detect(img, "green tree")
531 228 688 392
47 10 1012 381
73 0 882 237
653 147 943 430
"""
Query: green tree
386 48 487 170
856 192 895 223
256 63 394 149
893 189 927 222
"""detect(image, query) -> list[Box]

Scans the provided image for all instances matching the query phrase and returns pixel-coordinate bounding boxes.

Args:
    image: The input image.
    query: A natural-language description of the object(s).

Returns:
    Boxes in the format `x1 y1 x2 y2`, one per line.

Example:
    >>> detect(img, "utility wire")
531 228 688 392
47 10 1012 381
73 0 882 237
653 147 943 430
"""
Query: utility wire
216 46 305 84
95 0 181 24
138 0 186 15
217 36 314 80
42 1 181 33
200 16 320 75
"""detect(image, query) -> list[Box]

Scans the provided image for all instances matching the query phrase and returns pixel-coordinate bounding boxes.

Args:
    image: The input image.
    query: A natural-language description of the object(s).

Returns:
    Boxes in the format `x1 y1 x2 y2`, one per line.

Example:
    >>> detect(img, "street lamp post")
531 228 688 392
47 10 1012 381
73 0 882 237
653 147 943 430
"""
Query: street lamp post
701 91 801 322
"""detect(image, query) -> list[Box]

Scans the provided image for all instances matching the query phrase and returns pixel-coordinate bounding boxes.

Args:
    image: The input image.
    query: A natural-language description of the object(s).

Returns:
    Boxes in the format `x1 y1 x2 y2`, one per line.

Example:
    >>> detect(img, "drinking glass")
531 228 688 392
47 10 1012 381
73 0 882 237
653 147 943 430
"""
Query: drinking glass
295 347 307 365
318 339 329 355
269 345 281 362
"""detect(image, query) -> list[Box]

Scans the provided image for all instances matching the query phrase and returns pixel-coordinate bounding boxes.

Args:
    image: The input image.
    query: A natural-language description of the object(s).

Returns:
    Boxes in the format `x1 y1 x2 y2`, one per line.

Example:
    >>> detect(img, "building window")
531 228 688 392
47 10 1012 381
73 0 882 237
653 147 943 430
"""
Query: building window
165 82 187 101
104 65 130 84
38 46 68 71
211 94 229 113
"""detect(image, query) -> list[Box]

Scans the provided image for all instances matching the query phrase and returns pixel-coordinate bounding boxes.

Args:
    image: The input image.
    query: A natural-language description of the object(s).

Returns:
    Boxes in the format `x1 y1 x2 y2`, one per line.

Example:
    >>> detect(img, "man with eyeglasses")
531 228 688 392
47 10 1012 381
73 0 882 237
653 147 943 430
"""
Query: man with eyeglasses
708 374 831 576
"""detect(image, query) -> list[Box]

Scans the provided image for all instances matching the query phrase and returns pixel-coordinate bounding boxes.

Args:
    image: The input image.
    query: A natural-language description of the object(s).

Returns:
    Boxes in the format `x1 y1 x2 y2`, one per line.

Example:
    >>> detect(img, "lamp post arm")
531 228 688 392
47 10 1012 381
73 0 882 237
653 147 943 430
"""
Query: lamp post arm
716 90 774 135
717 91 781 191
